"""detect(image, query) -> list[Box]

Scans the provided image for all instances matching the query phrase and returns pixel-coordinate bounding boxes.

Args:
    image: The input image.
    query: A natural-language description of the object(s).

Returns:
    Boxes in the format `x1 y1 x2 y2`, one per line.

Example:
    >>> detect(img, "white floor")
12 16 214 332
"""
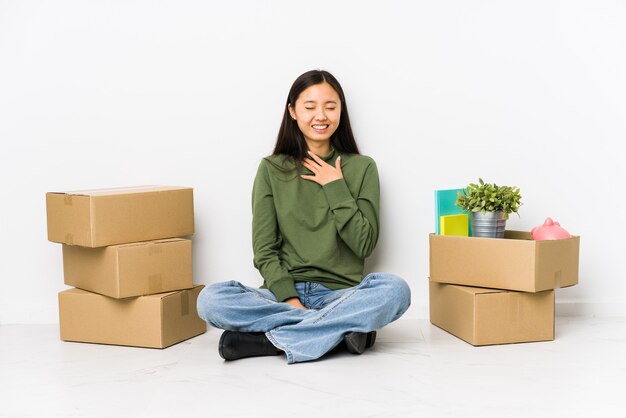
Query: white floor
1 316 625 418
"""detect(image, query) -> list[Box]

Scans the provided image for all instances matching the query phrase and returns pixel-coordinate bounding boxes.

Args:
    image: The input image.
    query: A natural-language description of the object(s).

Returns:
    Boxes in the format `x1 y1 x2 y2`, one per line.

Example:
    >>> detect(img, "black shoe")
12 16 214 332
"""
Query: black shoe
343 330 376 354
218 331 281 361
344 332 367 354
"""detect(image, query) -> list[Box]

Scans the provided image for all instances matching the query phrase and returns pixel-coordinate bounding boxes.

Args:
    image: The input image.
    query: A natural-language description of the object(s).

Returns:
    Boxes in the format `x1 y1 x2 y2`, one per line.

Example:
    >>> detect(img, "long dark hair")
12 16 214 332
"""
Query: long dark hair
272 70 360 161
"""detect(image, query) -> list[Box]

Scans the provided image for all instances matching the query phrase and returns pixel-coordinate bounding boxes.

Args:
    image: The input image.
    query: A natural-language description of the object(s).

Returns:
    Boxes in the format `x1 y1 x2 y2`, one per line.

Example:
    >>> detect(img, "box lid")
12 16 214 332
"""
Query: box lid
49 185 191 197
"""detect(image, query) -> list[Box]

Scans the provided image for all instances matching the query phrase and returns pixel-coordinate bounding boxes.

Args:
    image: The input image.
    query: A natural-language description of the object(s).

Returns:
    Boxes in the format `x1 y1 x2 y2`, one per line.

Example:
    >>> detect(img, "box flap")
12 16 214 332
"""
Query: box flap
140 284 202 300
111 238 187 249
52 186 191 197
456 285 507 296
160 284 204 300
61 288 90 296
504 230 532 240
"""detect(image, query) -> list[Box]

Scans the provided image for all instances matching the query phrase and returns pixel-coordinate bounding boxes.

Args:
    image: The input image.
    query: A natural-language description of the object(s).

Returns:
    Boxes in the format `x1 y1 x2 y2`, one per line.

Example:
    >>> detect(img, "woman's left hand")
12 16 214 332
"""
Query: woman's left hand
301 152 343 186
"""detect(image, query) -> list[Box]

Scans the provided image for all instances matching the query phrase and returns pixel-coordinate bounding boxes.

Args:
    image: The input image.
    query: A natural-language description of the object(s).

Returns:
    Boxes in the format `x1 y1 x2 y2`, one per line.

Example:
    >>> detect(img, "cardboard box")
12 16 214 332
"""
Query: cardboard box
59 285 206 348
63 238 193 299
46 186 194 247
429 231 580 292
429 281 554 346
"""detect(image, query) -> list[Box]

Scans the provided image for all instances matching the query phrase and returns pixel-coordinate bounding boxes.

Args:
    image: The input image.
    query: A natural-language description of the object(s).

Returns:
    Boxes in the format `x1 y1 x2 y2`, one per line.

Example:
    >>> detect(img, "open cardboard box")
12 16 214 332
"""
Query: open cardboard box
46 186 194 247
429 281 554 346
63 238 193 299
429 231 580 292
59 285 206 349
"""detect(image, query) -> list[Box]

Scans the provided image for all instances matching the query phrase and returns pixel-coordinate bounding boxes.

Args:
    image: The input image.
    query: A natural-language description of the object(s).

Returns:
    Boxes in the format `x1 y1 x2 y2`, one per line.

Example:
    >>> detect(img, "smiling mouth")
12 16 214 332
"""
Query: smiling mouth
312 124 329 131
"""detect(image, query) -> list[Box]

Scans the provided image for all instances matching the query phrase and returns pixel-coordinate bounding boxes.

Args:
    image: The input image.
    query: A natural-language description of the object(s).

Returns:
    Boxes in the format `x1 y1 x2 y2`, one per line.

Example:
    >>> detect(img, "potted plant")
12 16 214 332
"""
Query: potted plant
455 178 522 238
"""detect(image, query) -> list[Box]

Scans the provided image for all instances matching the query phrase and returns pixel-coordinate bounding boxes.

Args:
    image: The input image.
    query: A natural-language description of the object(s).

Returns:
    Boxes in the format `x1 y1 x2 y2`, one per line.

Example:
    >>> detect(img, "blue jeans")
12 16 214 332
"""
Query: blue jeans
196 272 411 363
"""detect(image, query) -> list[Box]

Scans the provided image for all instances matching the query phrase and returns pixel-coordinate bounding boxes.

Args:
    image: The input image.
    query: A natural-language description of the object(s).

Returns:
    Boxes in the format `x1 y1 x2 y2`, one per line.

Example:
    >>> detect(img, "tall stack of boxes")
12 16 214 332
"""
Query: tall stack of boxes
428 230 580 345
46 186 206 348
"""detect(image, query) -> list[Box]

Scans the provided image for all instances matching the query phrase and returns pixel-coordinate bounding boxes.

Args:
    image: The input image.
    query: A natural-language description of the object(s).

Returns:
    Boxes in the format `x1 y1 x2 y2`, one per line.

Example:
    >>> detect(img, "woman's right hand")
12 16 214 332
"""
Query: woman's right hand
285 297 307 310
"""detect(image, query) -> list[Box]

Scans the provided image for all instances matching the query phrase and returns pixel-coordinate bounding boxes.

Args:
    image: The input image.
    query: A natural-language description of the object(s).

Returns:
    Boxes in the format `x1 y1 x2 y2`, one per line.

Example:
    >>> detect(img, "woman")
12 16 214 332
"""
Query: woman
197 69 410 364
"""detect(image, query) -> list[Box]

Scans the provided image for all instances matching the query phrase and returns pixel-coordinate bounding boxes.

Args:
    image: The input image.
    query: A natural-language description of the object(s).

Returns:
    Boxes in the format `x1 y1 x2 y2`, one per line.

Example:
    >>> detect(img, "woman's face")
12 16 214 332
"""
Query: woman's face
289 82 341 150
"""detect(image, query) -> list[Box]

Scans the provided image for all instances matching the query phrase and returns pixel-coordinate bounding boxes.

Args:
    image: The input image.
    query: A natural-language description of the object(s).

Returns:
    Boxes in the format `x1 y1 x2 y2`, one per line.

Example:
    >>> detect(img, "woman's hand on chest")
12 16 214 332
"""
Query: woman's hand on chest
301 152 343 186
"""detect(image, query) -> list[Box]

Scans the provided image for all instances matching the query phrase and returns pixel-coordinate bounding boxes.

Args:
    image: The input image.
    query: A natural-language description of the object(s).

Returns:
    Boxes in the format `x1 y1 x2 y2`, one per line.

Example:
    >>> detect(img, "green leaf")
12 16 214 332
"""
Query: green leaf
460 178 523 216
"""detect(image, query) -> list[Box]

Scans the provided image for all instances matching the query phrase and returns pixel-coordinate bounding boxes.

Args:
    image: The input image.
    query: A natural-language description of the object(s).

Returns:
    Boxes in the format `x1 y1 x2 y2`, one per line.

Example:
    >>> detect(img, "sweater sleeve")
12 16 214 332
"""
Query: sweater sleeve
322 159 380 258
252 160 299 302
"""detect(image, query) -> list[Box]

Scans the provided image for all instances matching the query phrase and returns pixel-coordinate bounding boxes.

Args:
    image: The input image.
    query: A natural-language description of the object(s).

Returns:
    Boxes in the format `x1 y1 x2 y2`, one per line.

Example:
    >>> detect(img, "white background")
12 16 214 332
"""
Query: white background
1 0 624 324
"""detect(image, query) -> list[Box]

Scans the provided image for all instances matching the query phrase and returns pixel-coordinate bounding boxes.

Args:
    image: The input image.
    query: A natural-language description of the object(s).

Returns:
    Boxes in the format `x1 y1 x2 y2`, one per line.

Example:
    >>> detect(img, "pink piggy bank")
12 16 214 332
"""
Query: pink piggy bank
531 217 572 240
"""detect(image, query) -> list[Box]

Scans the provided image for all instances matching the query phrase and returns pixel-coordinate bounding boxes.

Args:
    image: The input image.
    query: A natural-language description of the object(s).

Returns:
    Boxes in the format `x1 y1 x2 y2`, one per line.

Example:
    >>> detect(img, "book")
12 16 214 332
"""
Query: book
435 189 471 235
440 214 469 236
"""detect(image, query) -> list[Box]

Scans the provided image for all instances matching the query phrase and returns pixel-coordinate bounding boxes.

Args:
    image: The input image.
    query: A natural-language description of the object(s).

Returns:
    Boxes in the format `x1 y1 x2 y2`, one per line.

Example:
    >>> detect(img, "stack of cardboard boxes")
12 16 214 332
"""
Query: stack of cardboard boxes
46 186 206 349
428 230 580 345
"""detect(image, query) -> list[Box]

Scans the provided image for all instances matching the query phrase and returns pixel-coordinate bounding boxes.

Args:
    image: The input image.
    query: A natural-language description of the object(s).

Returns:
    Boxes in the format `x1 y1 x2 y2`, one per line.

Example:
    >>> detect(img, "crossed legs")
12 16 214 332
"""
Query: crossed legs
196 273 411 364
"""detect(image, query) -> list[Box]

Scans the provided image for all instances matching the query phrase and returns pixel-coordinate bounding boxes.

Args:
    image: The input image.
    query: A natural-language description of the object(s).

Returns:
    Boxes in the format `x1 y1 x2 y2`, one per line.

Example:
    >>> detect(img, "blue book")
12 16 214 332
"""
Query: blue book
435 189 471 235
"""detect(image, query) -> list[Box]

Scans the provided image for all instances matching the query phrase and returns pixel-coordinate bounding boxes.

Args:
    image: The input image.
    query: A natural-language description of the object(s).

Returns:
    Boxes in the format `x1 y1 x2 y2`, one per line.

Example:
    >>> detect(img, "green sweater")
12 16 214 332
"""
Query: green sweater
252 147 380 302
